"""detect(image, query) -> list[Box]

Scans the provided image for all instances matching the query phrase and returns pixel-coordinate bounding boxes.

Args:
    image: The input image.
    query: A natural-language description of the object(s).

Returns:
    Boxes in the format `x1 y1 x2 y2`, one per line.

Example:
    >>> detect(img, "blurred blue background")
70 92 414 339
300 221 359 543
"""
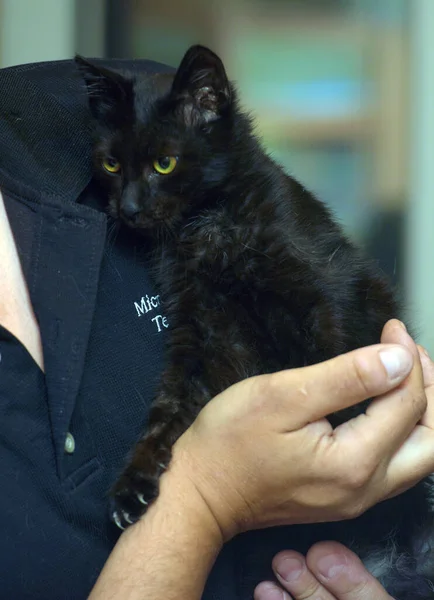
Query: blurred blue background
1 0 434 351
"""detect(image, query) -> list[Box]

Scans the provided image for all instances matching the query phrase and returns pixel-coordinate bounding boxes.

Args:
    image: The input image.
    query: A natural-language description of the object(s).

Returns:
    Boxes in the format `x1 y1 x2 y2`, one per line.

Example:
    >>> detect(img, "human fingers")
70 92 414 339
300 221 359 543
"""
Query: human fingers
255 550 337 600
335 321 426 468
266 342 413 429
417 344 434 427
254 582 292 600
380 320 424 401
366 320 434 495
384 421 434 497
306 542 394 599
380 320 433 430
254 543 394 600
380 321 434 423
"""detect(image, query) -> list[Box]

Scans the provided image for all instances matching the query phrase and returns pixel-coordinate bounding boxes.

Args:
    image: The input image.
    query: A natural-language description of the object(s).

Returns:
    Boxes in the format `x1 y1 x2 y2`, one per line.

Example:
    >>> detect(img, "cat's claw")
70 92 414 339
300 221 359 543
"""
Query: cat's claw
137 493 148 506
124 512 134 525
109 438 173 528
113 511 126 531
110 470 161 529
112 508 137 530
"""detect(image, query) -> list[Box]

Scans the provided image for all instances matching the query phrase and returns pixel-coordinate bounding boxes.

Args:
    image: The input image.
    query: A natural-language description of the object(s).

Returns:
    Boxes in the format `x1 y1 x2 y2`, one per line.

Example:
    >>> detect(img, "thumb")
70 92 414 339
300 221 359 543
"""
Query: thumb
273 343 414 425
306 542 394 599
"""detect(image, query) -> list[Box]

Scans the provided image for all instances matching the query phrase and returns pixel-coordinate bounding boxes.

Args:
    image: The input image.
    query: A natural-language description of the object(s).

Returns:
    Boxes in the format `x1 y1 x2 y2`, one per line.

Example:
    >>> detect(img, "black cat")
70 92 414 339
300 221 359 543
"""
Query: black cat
76 46 434 598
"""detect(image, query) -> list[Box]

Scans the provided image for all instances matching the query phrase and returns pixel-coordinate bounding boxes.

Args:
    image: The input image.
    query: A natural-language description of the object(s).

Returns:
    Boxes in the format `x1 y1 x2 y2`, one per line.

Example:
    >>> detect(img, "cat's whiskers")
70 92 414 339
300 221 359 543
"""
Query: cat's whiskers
160 221 177 247
241 242 271 260
328 244 342 264
106 219 121 251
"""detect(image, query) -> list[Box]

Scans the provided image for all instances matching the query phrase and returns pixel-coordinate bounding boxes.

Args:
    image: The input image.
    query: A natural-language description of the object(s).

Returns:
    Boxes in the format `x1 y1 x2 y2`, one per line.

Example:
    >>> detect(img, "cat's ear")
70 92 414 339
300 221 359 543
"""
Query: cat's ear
75 55 131 123
171 45 231 126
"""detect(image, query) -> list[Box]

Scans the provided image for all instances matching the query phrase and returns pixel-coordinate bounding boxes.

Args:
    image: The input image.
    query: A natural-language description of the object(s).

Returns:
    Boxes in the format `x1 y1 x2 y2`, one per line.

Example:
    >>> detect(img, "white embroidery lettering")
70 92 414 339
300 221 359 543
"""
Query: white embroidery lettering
151 314 170 332
134 293 167 332
134 294 160 317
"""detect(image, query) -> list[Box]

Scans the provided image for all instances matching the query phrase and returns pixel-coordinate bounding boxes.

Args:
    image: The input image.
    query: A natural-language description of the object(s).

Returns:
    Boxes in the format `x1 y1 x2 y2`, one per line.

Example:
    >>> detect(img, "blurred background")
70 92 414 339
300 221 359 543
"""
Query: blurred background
0 0 433 351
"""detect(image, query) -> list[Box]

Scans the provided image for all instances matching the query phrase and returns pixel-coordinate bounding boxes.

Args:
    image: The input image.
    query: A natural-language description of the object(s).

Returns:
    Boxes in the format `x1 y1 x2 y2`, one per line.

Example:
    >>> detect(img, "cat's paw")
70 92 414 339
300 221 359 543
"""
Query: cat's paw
110 470 160 530
110 447 172 530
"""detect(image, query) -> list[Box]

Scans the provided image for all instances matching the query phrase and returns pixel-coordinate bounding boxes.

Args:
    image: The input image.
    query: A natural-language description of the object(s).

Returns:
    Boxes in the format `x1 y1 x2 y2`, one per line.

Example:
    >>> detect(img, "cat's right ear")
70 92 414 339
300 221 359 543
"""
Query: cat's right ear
75 55 131 123
170 45 232 127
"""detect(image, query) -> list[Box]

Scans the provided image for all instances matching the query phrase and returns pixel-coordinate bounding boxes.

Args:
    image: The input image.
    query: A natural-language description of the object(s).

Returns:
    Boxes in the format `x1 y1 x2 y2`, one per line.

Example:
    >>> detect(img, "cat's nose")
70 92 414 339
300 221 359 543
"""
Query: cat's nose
121 200 141 221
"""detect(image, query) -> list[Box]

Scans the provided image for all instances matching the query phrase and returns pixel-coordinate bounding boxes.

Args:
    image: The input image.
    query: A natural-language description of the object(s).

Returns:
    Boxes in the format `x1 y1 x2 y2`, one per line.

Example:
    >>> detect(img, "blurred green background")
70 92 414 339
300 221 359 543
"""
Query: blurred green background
1 0 434 351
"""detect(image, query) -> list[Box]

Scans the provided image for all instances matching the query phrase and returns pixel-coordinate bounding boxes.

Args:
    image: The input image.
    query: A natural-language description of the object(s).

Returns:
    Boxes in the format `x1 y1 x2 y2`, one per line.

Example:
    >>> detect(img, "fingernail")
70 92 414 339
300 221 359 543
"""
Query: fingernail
255 583 285 600
275 557 304 582
317 553 346 579
379 346 413 383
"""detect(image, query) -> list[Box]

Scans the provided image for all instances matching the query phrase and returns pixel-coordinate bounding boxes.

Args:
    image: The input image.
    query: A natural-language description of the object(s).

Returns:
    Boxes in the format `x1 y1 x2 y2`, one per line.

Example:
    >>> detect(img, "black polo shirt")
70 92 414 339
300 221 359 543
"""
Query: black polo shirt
0 57 171 599
0 57 297 600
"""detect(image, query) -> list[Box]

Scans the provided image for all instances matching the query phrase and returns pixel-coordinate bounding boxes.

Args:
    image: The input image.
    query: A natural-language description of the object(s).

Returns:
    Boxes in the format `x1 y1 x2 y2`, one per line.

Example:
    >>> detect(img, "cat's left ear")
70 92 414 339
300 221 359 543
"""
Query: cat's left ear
75 55 132 124
171 45 232 126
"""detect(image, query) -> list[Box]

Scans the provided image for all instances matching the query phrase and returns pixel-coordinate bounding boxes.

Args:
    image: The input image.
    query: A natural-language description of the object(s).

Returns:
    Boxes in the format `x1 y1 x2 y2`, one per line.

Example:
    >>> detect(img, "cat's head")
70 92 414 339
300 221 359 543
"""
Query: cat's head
76 46 244 232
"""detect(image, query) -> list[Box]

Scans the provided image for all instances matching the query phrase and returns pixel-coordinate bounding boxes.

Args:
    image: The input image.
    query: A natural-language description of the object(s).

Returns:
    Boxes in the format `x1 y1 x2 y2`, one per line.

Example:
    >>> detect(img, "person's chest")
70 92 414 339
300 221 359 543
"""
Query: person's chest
0 188 168 598
73 220 168 478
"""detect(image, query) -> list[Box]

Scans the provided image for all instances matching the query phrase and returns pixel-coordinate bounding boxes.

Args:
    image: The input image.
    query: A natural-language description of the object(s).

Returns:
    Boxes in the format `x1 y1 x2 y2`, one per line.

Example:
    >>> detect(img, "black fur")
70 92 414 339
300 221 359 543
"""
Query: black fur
76 46 434 598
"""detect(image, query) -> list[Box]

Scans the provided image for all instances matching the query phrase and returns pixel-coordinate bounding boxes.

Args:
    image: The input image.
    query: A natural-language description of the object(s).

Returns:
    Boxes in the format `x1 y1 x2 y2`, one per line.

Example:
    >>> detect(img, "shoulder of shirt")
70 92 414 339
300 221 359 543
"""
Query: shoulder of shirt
0 57 175 203
1 56 175 85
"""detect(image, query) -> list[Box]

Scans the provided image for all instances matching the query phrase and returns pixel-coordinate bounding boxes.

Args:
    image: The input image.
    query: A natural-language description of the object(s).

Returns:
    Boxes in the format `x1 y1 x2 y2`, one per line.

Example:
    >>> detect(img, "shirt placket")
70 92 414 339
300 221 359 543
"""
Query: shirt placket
29 196 107 480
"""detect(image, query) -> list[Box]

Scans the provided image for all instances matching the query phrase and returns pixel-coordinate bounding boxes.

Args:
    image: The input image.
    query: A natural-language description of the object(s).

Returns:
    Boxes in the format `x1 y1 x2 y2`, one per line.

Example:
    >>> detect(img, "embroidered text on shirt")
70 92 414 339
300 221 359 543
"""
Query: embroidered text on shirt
134 295 169 333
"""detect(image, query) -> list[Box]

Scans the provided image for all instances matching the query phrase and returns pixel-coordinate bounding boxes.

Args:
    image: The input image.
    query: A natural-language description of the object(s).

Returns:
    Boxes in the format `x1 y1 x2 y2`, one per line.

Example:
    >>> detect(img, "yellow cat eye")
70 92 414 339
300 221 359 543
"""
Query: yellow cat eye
153 156 178 175
102 157 121 174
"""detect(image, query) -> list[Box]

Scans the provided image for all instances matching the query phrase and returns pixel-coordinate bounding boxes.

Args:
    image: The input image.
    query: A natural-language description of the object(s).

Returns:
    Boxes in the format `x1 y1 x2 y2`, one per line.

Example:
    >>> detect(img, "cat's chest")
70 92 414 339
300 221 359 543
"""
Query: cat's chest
178 210 251 274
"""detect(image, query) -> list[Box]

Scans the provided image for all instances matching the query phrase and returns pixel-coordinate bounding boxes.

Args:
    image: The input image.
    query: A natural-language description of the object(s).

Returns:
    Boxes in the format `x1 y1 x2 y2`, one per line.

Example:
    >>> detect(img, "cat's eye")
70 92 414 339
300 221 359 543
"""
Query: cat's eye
153 156 178 175
102 157 121 174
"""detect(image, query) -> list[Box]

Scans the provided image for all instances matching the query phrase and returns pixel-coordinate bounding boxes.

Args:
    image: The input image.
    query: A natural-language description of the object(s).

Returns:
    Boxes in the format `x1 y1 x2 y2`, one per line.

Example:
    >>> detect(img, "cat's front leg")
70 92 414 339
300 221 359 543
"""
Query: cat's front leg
110 380 206 529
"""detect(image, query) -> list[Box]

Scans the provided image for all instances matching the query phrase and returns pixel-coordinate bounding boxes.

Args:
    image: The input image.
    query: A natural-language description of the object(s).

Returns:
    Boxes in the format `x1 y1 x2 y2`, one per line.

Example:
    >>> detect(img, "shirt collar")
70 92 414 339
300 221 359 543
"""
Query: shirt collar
0 58 175 204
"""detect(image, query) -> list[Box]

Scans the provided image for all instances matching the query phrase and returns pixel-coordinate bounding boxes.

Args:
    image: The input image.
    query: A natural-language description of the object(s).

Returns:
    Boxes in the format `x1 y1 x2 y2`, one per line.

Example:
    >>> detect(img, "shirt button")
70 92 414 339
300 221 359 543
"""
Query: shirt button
64 432 75 454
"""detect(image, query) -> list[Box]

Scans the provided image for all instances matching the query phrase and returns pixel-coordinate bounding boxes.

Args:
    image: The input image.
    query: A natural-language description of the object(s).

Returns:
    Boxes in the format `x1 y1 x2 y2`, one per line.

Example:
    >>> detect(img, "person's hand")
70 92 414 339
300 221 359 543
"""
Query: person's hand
92 320 434 600
253 332 434 600
170 319 434 541
254 542 394 599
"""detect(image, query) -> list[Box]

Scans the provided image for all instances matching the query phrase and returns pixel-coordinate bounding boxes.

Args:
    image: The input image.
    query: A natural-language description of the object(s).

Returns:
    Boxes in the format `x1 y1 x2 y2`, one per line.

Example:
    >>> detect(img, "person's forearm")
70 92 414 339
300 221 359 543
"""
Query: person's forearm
88 460 223 600
0 190 44 369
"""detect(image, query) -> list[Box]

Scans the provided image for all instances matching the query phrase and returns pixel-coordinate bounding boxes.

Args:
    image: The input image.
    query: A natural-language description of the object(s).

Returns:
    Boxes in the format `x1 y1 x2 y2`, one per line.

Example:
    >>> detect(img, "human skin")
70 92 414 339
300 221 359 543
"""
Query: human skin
89 321 434 599
0 190 43 369
255 541 395 600
255 334 434 600
1 190 432 600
